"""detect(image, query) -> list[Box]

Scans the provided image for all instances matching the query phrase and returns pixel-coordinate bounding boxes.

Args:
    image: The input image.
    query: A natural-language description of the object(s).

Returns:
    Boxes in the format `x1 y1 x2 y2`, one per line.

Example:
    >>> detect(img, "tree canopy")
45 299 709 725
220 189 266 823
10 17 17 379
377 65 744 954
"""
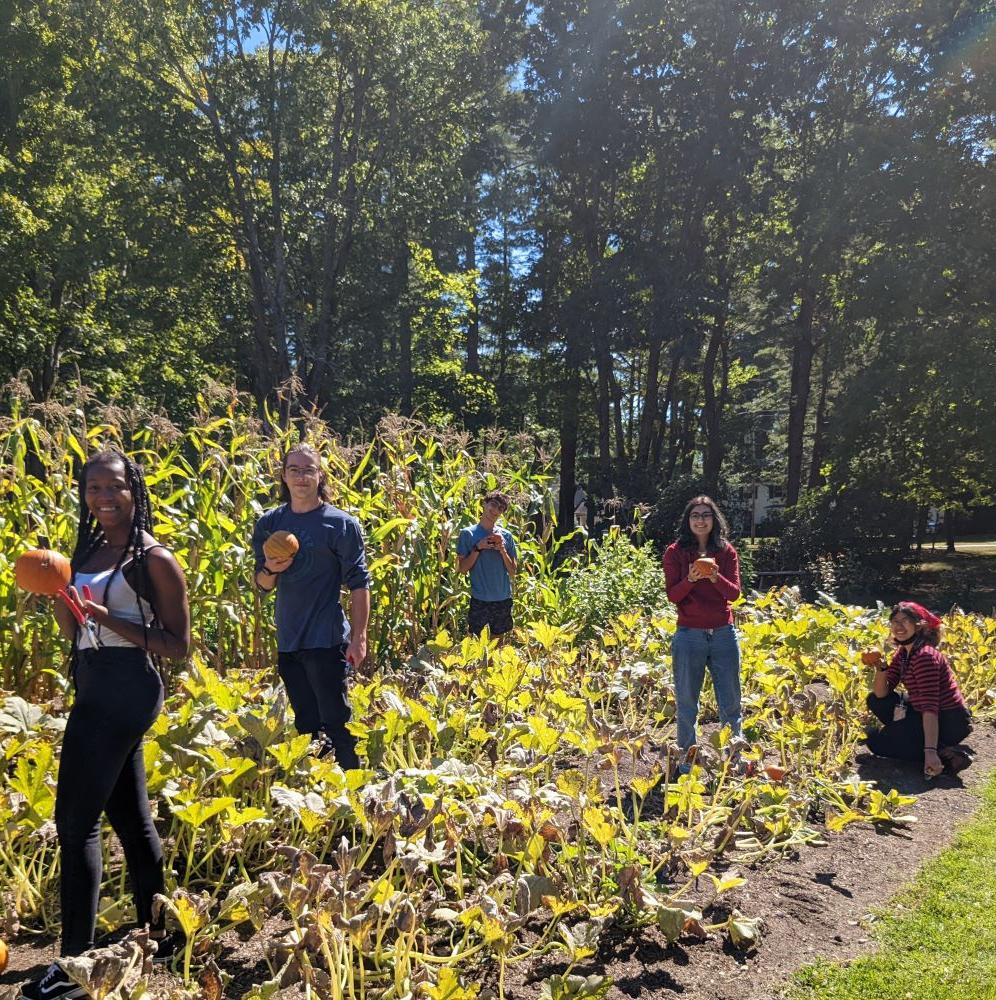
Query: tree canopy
2 0 993 533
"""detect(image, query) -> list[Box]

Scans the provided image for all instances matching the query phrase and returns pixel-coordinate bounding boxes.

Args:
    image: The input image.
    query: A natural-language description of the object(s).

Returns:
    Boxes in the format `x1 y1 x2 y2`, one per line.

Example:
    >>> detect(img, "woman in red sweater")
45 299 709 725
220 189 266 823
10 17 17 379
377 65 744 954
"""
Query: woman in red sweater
866 602 973 777
663 495 742 766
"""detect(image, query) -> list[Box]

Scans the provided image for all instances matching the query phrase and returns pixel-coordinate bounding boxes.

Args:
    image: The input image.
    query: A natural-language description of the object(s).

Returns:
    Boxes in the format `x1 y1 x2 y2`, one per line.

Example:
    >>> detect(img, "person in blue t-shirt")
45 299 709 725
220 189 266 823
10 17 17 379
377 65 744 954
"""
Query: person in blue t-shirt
252 444 370 768
457 491 518 639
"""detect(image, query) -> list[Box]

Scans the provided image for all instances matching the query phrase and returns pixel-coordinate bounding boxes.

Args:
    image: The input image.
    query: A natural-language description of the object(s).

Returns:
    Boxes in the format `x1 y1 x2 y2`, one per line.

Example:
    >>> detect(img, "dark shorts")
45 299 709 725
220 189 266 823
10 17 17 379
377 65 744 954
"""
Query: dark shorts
468 597 514 637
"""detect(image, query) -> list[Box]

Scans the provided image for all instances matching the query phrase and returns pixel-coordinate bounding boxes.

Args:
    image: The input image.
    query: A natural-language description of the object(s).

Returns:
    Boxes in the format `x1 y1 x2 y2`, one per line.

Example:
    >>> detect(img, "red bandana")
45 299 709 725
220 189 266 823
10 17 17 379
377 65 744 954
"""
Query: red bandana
897 601 942 631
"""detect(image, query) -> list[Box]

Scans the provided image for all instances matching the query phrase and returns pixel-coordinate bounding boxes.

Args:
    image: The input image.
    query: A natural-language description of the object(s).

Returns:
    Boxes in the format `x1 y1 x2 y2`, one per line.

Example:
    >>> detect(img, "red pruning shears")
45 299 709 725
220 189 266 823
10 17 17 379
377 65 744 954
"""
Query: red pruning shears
59 584 103 649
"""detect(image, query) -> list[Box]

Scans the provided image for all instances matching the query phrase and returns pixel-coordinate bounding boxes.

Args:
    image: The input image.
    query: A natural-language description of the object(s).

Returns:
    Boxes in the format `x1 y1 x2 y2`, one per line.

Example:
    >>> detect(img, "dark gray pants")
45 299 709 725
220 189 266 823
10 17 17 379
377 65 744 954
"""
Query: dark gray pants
278 645 359 769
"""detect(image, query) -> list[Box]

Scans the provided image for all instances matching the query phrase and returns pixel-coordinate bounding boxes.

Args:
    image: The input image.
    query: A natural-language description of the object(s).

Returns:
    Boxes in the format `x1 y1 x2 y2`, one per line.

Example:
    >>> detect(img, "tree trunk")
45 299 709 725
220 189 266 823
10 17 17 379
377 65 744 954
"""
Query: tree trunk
679 388 697 474
701 311 726 490
612 369 626 462
637 311 664 467
595 334 612 495
652 349 681 471
398 248 413 415
808 335 832 489
914 506 927 557
465 188 480 374
944 508 956 554
558 342 583 538
786 286 817 507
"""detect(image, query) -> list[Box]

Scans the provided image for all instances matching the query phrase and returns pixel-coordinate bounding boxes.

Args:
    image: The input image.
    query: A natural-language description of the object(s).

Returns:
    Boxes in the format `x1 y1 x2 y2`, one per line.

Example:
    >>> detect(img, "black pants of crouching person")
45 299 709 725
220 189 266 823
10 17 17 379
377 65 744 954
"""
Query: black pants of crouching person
278 644 360 769
468 597 514 638
56 647 165 956
866 691 972 761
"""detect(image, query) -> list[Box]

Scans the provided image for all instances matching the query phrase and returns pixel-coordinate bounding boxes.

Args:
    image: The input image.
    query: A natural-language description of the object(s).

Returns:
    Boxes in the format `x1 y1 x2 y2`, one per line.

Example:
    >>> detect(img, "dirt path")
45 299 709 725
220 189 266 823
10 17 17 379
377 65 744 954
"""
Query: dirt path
4 725 994 999
508 722 996 1000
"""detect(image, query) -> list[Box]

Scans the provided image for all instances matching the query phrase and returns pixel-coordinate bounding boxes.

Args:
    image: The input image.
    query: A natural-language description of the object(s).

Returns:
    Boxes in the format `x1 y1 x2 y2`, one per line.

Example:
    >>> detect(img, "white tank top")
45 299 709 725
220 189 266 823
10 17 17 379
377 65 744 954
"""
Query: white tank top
73 564 154 650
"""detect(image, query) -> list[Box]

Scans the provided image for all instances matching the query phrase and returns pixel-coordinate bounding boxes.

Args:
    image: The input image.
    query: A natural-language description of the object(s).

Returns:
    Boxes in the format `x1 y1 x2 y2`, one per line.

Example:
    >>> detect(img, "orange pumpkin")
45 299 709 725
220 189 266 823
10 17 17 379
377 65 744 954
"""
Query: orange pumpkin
263 530 300 561
15 548 71 595
0 937 7 973
763 765 787 782
693 557 717 576
861 650 884 667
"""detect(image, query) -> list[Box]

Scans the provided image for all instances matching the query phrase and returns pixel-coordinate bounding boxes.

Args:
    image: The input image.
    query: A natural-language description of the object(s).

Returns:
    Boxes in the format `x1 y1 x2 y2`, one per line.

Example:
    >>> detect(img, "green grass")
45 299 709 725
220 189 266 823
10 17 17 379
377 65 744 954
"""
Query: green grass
788 769 996 1000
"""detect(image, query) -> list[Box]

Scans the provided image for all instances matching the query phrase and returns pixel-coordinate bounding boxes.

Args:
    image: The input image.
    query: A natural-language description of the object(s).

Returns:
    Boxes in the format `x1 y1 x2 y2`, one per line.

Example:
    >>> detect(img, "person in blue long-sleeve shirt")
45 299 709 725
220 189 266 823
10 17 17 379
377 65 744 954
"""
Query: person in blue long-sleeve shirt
252 444 370 768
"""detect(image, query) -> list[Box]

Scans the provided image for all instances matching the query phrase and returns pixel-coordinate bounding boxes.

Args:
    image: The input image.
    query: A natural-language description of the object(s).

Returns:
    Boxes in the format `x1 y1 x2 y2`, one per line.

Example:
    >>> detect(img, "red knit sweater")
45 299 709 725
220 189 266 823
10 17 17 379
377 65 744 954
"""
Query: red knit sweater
663 542 741 629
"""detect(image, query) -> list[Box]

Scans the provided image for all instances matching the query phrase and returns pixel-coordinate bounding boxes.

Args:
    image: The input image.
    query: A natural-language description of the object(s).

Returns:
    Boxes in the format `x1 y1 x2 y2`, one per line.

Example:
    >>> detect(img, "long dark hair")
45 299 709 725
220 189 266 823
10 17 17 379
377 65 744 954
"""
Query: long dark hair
72 449 160 657
676 494 731 552
279 443 331 504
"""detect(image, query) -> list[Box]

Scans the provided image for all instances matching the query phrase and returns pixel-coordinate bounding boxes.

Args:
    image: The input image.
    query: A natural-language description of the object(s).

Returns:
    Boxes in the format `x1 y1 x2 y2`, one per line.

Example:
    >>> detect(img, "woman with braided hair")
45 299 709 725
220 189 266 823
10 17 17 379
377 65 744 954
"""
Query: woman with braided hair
20 450 190 1000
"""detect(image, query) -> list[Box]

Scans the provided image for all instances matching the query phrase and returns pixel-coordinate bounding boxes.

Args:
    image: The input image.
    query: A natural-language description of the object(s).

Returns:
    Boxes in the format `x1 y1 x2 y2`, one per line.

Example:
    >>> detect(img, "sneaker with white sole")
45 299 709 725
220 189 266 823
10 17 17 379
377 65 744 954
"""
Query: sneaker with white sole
19 962 87 1000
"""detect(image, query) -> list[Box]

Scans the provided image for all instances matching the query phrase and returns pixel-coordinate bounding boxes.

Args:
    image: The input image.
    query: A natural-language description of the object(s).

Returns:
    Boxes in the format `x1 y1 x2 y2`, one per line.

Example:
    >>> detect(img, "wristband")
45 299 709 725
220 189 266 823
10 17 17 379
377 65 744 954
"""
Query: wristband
924 746 937 751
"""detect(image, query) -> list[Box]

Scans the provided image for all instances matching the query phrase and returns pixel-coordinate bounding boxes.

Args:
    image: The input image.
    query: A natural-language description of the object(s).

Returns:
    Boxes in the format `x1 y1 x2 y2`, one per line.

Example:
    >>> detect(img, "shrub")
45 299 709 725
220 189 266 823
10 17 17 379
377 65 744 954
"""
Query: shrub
560 528 669 637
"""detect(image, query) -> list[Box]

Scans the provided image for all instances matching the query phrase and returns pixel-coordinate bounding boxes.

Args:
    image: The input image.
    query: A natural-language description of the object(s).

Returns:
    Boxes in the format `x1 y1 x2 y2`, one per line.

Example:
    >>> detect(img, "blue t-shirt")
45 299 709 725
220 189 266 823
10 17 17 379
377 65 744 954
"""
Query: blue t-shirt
457 524 517 602
252 503 371 652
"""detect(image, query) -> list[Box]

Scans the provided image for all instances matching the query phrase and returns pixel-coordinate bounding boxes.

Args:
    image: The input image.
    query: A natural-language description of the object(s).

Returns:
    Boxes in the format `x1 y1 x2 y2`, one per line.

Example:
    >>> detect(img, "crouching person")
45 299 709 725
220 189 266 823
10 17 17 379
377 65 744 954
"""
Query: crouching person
866 601 973 778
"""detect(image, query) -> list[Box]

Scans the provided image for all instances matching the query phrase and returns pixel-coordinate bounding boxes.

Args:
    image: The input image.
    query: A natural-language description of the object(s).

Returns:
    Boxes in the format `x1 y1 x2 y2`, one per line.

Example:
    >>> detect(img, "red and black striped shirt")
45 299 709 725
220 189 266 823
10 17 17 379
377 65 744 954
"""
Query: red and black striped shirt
886 643 967 715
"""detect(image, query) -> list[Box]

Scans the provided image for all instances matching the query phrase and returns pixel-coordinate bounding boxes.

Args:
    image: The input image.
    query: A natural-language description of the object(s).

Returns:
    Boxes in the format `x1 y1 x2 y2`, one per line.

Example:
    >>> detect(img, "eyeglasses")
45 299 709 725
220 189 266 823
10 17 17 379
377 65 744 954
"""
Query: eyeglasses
689 512 714 521
285 466 320 478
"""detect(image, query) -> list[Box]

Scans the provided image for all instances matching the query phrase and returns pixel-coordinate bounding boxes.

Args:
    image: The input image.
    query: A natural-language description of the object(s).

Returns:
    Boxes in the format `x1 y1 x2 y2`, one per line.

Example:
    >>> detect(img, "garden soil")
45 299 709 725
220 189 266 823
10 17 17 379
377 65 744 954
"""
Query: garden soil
508 720 996 1000
2 723 994 1000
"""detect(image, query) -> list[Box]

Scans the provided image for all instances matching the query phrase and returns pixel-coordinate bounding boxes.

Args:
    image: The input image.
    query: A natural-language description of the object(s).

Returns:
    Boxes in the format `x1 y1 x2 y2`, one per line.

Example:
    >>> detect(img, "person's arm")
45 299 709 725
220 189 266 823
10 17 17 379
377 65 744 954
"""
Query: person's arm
872 659 892 697
458 532 488 574
77 549 191 659
346 587 370 670
923 712 942 776
256 556 293 592
493 532 518 577
915 649 945 775
53 595 78 642
339 517 371 669
252 516 293 592
664 546 694 604
710 546 741 602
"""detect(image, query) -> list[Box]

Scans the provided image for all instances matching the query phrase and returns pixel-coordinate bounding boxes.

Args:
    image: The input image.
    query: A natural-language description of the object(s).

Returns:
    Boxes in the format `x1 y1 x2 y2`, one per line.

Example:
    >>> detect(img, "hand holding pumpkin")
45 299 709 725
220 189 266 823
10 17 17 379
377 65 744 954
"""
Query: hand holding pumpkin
262 531 299 574
15 547 104 645
689 556 718 584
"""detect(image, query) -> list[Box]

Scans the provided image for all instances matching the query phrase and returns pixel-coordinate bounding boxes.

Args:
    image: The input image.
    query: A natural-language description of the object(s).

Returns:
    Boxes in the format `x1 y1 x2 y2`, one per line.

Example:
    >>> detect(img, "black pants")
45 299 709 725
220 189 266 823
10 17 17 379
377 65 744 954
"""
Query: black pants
468 597 514 637
278 645 359 769
866 691 972 761
56 647 164 956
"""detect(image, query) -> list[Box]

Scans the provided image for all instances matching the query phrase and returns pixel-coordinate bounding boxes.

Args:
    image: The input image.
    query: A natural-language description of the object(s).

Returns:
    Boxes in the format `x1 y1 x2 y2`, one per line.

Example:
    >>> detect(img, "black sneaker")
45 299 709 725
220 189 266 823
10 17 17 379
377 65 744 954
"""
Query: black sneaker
939 746 974 775
19 962 87 1000
150 932 183 964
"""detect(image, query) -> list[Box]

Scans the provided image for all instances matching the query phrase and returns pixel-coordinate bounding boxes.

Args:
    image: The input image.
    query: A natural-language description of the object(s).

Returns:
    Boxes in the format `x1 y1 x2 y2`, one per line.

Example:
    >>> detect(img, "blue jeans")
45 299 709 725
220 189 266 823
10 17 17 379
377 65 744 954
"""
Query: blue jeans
671 624 742 752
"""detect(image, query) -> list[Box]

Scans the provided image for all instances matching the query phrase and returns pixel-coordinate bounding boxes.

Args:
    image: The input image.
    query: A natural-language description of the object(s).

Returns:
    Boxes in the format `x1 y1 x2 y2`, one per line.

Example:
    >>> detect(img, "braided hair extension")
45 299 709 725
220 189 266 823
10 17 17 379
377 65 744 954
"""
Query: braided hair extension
72 449 163 673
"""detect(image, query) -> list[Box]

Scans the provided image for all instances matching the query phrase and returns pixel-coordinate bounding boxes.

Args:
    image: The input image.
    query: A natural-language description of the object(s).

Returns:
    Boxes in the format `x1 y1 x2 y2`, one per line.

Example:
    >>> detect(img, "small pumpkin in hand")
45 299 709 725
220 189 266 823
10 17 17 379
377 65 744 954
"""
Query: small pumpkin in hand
15 548 72 595
861 650 884 667
263 530 300 561
693 557 717 577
